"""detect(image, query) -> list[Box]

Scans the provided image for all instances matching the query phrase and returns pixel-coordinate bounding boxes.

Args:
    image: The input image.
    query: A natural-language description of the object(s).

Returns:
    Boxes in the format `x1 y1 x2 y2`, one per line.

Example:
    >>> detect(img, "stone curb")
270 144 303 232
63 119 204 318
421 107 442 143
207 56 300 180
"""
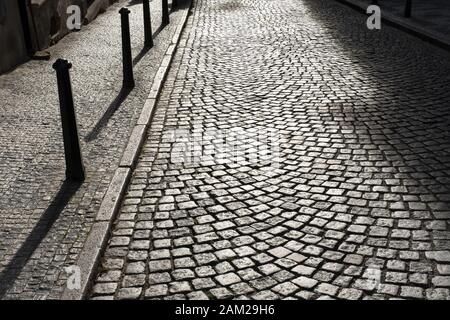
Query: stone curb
61 0 193 300
335 0 450 52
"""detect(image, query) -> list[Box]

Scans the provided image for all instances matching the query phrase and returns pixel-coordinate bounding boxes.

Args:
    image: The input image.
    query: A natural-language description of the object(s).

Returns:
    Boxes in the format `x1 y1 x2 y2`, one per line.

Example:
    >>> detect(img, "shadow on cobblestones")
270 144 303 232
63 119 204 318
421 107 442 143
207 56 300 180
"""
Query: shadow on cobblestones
133 24 165 66
0 180 81 298
86 17 168 142
303 0 450 191
85 87 133 142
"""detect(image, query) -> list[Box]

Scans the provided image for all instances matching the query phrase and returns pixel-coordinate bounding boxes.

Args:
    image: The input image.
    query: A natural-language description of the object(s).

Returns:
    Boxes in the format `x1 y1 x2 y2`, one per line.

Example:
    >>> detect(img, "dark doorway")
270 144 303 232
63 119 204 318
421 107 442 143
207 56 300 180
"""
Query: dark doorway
17 0 35 55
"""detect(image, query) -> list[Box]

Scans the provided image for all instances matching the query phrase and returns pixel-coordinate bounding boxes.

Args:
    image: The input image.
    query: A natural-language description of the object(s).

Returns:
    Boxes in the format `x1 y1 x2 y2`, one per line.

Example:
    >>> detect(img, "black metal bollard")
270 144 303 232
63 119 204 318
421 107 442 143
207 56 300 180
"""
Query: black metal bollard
52 59 85 181
119 8 135 88
143 0 154 48
162 0 170 26
404 0 412 18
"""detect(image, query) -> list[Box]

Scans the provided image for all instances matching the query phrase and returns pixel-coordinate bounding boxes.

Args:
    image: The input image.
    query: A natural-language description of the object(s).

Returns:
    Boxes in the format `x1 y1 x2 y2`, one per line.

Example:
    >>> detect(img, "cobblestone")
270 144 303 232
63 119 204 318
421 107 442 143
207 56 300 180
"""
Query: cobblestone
90 0 450 300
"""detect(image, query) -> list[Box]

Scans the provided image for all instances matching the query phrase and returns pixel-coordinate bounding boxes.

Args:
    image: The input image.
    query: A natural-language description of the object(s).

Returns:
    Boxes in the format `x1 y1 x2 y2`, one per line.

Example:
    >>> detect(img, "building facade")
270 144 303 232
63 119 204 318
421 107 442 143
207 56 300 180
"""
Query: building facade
0 0 117 74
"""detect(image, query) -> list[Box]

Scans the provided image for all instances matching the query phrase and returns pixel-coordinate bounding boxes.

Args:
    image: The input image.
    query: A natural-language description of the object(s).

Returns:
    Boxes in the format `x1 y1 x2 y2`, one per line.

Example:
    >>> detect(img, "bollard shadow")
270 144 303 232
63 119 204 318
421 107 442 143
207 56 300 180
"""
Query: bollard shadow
86 25 163 142
0 180 82 298
133 24 165 66
86 0 188 142
128 0 182 11
133 46 152 67
85 86 133 142
171 3 179 13
128 0 143 6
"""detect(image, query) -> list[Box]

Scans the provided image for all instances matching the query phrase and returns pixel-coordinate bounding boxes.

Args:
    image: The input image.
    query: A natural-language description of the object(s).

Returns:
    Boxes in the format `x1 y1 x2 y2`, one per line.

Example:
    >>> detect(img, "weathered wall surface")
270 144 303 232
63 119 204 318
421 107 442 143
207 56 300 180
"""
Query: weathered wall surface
30 0 116 50
0 1 28 74
0 0 117 74
29 0 85 50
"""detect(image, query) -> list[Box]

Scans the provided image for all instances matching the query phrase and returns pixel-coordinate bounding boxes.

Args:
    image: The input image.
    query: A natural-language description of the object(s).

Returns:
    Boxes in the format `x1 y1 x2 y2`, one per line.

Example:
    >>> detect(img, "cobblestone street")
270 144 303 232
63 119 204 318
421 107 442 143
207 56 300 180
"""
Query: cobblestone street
89 0 450 300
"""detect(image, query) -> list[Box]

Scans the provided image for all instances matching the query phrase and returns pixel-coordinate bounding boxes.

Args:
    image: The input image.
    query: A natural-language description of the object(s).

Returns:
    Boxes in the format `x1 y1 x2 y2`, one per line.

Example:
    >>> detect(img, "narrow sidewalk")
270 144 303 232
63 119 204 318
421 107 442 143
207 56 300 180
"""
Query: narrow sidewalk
0 0 186 299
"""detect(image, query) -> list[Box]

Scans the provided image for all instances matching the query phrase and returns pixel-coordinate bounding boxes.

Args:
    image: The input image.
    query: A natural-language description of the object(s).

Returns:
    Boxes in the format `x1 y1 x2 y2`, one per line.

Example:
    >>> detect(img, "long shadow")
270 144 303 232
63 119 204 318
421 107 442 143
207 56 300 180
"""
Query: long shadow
133 24 165 66
0 180 82 298
85 86 133 142
85 16 166 142
127 0 181 11
301 0 450 127
128 0 143 6
133 46 152 67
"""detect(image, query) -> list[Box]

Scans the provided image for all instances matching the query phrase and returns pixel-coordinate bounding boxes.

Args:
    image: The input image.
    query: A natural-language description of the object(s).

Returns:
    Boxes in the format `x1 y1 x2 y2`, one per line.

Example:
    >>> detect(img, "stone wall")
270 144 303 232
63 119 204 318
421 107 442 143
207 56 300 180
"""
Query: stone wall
0 0 117 74
0 0 28 74
29 0 86 50
30 0 117 50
